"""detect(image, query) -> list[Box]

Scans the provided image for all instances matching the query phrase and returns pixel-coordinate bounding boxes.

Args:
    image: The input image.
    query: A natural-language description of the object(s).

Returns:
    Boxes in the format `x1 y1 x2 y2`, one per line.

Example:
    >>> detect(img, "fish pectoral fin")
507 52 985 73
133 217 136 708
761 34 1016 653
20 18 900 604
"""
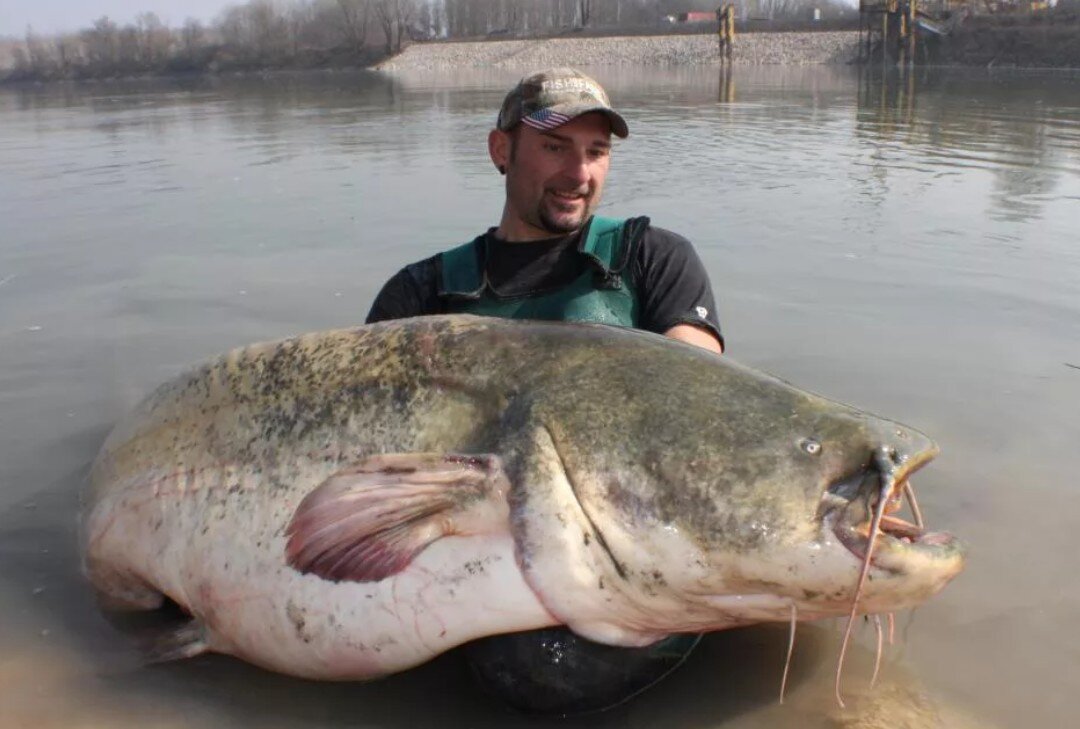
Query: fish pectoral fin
285 453 511 583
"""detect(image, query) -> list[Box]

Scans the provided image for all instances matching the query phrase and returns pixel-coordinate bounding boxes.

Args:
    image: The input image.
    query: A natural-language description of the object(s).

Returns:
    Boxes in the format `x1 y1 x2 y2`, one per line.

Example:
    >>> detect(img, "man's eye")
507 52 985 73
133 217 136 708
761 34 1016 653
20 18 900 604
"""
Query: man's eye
544 143 563 152
588 149 609 159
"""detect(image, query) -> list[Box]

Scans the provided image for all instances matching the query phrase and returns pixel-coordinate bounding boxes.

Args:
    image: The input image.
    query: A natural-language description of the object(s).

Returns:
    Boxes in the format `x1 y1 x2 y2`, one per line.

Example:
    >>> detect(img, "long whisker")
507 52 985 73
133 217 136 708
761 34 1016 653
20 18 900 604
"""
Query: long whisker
870 614 884 689
835 468 892 709
903 480 924 529
780 602 797 704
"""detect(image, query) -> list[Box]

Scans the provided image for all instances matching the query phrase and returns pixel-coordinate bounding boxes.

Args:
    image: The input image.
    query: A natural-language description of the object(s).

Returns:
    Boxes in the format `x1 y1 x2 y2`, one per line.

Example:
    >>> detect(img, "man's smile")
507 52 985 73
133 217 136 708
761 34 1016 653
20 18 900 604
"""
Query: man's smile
548 189 588 204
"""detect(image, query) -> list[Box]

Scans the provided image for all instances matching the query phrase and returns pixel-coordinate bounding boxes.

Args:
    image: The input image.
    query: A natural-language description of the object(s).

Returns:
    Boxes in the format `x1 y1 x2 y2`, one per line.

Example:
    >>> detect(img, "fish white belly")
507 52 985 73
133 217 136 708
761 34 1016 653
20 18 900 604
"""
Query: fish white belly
85 478 559 680
186 532 560 679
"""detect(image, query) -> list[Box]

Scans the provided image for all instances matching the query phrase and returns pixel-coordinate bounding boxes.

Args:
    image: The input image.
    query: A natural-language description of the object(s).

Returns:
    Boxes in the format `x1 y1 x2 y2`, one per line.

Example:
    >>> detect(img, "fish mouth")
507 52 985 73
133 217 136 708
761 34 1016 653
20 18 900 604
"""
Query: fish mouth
821 445 963 573
815 438 965 709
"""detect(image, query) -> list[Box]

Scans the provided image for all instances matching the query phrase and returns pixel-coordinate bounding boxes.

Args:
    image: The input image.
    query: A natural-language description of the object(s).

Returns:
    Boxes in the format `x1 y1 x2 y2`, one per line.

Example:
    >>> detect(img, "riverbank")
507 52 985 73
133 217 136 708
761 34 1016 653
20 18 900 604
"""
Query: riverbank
376 32 861 71
4 18 1080 85
930 18 1080 68
375 14 1080 72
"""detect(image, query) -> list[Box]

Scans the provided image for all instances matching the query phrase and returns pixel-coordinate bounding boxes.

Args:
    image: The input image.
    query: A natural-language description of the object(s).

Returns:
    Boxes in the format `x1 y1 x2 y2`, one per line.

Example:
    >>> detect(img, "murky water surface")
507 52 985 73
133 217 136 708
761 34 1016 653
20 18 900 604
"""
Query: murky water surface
1 66 1078 728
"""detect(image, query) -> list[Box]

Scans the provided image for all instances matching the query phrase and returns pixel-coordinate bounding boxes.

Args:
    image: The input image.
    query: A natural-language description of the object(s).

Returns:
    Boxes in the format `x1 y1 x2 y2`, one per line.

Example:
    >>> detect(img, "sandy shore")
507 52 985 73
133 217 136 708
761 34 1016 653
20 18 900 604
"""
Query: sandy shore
376 32 861 71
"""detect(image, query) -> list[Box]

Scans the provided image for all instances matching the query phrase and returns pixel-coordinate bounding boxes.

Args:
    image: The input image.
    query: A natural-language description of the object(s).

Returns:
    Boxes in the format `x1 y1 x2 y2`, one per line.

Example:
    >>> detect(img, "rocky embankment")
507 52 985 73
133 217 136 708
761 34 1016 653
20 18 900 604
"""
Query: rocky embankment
932 21 1080 68
377 32 861 71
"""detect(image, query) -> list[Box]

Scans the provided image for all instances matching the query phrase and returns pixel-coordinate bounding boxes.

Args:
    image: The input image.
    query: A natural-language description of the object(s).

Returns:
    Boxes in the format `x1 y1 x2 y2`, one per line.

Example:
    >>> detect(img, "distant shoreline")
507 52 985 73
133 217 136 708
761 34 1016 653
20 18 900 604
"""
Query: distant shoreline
377 17 1080 72
3 19 1079 86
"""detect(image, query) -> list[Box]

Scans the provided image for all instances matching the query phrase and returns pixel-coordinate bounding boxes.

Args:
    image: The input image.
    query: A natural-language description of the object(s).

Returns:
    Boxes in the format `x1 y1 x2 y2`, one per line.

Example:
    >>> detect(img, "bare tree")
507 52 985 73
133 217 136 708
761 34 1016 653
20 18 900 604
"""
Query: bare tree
430 0 444 37
559 0 575 27
444 0 486 37
117 24 140 67
375 0 416 54
337 0 372 52
24 27 54 75
219 1 290 61
81 16 120 69
415 1 433 38
180 18 205 59
286 1 316 56
578 0 593 27
249 1 289 59
55 35 82 74
135 12 172 67
10 45 30 73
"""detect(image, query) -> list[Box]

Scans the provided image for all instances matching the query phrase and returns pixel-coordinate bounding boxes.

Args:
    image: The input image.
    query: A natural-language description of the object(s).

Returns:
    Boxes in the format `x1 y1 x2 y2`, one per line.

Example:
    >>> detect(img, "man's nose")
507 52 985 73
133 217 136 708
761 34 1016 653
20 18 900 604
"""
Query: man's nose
561 150 591 185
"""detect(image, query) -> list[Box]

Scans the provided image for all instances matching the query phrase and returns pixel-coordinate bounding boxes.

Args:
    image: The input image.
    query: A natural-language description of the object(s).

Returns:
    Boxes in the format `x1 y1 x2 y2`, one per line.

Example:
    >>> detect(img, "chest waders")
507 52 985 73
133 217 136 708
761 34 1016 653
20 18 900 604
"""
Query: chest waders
438 216 638 327
443 216 702 716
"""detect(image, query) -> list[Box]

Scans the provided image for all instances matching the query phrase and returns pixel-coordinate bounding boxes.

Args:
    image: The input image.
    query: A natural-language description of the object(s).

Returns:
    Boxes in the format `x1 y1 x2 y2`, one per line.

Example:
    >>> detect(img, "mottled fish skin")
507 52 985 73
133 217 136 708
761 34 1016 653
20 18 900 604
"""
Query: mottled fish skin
82 315 964 680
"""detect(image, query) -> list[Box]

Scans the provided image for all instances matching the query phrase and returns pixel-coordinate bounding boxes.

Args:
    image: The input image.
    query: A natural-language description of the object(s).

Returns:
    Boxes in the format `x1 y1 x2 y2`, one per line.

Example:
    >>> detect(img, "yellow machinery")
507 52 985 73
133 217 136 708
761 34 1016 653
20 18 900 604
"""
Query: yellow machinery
717 4 735 62
859 0 920 64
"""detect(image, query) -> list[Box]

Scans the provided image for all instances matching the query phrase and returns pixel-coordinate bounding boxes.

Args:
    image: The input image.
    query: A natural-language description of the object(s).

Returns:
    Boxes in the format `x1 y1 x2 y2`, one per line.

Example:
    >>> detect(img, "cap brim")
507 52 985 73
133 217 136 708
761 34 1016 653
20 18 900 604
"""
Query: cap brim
550 104 630 138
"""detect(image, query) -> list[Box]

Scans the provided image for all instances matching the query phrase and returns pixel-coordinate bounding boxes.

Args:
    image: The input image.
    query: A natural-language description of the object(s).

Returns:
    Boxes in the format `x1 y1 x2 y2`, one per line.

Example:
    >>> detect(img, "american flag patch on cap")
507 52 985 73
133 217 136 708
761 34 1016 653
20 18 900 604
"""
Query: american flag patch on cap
522 108 572 132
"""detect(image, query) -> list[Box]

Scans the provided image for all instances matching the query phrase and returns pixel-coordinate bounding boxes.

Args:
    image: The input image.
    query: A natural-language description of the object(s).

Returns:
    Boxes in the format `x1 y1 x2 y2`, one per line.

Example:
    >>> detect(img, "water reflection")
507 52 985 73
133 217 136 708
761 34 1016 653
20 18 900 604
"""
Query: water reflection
857 66 918 136
854 67 1080 223
23 65 1077 229
718 64 735 105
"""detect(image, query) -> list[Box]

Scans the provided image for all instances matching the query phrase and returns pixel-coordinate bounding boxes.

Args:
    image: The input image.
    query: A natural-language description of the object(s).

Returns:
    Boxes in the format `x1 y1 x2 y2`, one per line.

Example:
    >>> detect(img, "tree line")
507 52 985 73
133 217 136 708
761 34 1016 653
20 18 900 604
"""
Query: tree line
4 0 846 82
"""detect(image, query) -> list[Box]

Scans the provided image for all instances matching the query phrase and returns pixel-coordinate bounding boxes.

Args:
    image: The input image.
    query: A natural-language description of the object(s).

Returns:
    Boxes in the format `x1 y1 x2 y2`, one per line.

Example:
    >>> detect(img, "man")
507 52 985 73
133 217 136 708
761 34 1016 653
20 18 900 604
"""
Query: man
366 68 724 715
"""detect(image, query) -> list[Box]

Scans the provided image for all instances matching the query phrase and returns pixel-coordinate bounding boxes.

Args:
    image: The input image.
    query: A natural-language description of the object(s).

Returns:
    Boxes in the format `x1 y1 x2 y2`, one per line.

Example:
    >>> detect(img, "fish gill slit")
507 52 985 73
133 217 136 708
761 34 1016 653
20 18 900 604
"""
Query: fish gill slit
545 426 628 581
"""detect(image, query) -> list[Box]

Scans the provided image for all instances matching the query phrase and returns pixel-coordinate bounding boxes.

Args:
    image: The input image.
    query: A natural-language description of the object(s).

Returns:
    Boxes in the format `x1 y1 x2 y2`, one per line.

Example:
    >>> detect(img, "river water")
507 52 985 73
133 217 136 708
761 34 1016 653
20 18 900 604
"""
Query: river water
1 66 1078 728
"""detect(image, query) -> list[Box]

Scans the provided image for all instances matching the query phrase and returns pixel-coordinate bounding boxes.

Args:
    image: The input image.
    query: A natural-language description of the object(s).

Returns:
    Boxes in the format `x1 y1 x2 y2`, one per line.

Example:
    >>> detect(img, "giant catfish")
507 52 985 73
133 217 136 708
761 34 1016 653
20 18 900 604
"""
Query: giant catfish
82 315 965 692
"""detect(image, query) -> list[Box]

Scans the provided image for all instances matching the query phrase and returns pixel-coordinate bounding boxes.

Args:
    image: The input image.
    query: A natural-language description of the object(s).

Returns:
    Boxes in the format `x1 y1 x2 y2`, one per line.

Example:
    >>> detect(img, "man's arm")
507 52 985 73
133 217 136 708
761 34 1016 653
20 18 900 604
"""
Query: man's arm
365 257 442 324
665 323 723 354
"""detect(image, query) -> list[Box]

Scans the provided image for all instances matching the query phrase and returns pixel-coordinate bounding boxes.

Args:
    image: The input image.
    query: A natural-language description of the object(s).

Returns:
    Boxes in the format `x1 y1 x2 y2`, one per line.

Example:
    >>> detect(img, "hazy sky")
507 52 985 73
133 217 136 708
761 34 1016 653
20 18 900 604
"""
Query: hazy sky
1 1 232 36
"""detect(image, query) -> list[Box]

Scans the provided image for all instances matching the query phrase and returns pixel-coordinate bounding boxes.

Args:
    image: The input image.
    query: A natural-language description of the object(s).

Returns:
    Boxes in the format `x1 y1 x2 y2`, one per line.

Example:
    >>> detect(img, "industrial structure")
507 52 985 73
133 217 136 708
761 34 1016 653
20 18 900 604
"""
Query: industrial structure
858 0 1063 64
859 0 925 64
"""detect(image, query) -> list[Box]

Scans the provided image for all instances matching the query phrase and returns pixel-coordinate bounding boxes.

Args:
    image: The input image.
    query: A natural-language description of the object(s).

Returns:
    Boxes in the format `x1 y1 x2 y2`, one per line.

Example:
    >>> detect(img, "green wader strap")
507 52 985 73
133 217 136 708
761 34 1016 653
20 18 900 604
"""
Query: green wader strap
438 216 641 327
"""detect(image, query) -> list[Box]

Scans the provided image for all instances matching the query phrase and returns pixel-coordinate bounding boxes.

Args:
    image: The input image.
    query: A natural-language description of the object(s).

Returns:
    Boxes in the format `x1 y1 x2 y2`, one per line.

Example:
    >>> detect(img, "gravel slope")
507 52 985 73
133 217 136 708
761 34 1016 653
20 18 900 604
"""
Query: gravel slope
376 32 861 70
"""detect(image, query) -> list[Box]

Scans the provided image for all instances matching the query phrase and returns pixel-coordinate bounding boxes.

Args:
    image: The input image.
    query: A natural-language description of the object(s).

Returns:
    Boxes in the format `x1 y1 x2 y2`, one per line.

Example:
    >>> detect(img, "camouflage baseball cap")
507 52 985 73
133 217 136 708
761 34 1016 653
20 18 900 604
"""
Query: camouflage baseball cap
496 68 629 139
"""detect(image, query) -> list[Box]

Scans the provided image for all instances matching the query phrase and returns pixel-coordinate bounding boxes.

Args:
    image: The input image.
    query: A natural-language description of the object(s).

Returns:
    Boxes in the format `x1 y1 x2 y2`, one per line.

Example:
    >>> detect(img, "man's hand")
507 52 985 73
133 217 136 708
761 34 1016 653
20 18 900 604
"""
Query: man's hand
664 324 723 355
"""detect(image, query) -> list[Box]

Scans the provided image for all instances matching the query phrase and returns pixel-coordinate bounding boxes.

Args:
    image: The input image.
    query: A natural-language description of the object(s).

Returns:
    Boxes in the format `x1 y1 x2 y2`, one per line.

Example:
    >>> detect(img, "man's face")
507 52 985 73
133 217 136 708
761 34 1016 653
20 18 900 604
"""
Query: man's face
494 112 612 239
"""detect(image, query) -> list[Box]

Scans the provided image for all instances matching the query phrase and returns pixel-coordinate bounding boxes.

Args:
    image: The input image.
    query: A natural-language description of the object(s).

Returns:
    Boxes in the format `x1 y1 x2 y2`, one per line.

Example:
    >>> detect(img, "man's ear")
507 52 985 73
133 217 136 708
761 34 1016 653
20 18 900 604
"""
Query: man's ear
488 128 510 175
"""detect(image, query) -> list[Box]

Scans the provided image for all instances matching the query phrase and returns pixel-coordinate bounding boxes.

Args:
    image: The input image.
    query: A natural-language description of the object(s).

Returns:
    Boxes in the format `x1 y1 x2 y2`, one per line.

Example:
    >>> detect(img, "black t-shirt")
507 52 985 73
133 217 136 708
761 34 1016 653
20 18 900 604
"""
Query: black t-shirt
366 224 723 347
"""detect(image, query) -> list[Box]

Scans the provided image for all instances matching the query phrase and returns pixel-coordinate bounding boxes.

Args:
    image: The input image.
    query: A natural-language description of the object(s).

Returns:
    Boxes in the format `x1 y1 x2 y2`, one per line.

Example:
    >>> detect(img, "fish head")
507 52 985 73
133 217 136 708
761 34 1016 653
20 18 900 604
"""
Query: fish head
648 366 968 625
485 321 965 637
549 345 968 631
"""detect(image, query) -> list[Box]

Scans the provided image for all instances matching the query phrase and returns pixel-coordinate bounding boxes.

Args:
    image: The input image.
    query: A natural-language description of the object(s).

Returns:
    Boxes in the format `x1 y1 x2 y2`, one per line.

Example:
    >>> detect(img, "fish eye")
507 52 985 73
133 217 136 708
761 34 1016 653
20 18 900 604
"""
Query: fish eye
799 438 822 456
